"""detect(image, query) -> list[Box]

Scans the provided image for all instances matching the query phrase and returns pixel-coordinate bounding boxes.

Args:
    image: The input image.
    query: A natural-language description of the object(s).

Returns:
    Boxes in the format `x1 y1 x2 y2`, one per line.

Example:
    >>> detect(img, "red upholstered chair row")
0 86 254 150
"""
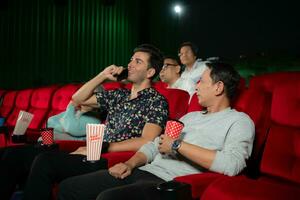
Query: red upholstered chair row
173 72 300 199
201 81 300 200
0 90 18 119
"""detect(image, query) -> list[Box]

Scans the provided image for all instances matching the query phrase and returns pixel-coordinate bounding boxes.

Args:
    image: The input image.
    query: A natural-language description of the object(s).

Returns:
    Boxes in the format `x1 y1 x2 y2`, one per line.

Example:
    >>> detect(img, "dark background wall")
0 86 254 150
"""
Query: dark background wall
0 0 299 89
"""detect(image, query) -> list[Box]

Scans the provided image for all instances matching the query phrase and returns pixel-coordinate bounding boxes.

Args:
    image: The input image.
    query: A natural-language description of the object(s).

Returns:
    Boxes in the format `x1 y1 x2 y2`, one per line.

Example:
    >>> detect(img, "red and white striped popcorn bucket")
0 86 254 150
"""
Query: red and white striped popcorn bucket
86 124 105 161
164 120 184 139
12 110 34 136
40 128 54 145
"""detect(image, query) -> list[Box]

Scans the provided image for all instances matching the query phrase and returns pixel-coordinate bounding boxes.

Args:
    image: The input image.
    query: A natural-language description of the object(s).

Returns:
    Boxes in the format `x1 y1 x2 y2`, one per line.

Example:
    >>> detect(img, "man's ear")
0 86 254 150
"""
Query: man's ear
175 65 181 74
215 81 225 96
147 68 156 79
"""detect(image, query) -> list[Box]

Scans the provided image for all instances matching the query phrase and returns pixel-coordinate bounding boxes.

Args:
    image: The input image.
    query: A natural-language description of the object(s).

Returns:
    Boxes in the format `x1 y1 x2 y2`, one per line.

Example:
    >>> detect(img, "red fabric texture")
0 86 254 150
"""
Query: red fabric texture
202 176 300 200
174 172 226 199
102 82 123 90
0 91 17 118
158 88 190 120
5 89 33 127
27 86 58 132
187 93 203 113
101 151 135 168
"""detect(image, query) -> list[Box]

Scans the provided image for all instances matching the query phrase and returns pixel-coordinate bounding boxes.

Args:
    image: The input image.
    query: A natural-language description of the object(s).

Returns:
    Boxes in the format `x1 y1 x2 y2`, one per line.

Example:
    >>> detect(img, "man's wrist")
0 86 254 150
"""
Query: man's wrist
171 139 182 154
124 161 134 170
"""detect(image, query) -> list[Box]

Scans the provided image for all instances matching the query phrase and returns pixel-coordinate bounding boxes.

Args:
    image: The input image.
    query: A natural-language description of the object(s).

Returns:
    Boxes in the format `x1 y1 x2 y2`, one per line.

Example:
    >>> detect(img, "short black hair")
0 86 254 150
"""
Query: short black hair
205 62 241 101
163 55 183 74
133 44 163 80
178 41 199 57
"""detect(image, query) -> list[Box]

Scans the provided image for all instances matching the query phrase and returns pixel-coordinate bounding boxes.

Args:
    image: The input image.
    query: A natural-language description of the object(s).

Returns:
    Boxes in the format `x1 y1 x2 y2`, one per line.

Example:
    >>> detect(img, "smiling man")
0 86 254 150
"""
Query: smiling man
0 44 169 200
56 62 255 200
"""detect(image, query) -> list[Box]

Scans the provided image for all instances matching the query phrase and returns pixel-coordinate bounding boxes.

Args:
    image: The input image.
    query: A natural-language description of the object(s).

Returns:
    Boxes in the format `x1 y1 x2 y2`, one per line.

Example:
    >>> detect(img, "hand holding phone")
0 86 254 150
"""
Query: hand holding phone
115 68 128 81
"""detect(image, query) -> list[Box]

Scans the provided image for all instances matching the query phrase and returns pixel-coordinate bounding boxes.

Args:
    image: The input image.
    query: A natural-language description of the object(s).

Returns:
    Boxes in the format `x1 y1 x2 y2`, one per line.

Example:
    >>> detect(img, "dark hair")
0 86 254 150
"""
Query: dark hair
133 44 163 80
163 55 184 74
178 41 199 57
205 62 241 101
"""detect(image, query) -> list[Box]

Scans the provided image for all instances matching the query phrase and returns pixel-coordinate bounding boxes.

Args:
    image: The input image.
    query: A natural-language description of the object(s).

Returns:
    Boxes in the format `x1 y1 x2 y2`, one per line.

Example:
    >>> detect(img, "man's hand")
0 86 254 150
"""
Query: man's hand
158 134 175 154
99 65 124 81
108 162 133 179
70 146 87 155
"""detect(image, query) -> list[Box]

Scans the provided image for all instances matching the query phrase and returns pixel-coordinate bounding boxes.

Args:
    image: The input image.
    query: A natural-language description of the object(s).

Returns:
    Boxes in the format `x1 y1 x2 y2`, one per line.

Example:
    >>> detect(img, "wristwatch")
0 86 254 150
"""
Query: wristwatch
171 139 182 154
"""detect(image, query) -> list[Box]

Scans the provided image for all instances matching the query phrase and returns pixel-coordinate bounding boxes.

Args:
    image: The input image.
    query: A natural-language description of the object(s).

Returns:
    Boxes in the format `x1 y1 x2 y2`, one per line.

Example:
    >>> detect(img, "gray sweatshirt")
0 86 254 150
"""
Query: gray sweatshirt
138 108 255 181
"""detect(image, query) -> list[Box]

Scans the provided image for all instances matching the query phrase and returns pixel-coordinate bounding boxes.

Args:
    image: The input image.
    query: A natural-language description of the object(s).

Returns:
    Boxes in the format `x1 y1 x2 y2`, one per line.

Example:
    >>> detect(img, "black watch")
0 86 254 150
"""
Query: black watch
171 139 182 154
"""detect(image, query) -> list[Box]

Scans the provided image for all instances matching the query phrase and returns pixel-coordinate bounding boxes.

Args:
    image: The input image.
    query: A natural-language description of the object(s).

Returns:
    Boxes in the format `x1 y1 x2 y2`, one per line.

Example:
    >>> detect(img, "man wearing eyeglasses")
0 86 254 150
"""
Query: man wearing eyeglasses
0 44 169 200
160 56 196 96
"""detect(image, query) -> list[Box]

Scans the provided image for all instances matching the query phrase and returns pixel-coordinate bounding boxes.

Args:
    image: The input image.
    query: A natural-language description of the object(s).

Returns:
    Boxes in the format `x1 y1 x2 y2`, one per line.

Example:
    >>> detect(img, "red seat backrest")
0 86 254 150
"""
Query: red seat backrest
234 88 271 176
0 91 18 118
102 82 123 90
158 88 190 120
260 81 300 184
27 86 59 130
44 84 81 128
152 81 168 90
187 93 203 113
5 89 34 127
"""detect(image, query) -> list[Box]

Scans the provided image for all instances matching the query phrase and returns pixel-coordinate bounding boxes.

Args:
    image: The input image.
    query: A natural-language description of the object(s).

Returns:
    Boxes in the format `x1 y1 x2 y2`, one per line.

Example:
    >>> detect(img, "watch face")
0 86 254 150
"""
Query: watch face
172 139 181 150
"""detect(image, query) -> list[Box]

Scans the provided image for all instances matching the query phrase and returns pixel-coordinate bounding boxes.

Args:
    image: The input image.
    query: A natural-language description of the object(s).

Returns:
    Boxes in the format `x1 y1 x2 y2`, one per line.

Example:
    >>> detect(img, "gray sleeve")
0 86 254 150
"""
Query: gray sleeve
138 137 160 163
209 117 255 176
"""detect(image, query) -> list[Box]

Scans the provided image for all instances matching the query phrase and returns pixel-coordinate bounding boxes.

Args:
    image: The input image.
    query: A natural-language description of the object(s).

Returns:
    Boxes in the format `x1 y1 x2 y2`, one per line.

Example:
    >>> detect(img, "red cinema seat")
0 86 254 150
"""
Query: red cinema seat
25 85 59 141
187 93 203 113
201 82 300 200
152 81 168 90
0 90 18 119
158 88 190 120
5 89 34 128
0 89 6 100
45 84 81 124
1 89 34 146
233 88 271 177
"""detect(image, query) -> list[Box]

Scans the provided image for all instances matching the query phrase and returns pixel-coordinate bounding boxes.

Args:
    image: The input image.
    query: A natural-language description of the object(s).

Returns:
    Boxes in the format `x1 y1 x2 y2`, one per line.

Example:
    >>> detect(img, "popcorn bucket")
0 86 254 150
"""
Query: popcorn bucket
164 120 184 139
11 111 34 143
12 111 34 136
85 124 105 162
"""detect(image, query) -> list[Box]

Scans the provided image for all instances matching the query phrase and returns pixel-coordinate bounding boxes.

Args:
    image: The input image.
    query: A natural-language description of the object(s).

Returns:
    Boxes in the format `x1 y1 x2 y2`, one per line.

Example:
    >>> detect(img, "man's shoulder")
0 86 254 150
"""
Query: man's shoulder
228 109 255 126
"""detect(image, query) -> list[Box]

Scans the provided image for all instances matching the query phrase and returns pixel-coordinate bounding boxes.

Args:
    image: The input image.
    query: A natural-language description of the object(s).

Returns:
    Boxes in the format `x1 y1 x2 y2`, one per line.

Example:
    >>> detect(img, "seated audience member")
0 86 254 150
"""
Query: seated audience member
0 44 168 200
178 41 207 84
41 101 101 141
159 56 196 96
56 62 255 200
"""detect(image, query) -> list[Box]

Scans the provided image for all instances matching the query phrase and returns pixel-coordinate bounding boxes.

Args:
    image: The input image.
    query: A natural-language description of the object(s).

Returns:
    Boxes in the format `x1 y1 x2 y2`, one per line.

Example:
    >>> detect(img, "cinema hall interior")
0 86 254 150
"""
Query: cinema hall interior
0 0 299 200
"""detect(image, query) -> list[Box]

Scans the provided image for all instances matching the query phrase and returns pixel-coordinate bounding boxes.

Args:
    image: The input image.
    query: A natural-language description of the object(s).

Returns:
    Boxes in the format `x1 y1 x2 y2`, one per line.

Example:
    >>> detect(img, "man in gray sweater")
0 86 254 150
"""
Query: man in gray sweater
58 62 255 200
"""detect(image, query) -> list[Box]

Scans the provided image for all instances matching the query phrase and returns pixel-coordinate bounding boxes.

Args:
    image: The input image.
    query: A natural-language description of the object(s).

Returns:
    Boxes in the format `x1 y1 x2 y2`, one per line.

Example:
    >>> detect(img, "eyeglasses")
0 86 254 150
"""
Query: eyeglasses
162 63 178 70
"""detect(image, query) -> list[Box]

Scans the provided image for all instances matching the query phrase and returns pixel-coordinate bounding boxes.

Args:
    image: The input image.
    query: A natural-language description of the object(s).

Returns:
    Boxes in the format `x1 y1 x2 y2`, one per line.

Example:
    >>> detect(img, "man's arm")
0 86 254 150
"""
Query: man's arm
159 117 255 176
108 123 162 152
108 152 148 179
158 134 216 169
72 65 123 107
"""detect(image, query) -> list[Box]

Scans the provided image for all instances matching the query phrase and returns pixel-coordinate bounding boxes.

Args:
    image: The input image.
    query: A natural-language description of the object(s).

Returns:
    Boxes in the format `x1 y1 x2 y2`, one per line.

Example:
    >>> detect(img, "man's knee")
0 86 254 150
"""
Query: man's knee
31 152 53 169
57 178 74 199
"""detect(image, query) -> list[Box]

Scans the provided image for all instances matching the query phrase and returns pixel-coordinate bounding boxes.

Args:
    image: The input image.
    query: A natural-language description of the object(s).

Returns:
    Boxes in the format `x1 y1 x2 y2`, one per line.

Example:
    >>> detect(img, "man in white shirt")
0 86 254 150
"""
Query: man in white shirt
178 42 207 84
159 56 195 96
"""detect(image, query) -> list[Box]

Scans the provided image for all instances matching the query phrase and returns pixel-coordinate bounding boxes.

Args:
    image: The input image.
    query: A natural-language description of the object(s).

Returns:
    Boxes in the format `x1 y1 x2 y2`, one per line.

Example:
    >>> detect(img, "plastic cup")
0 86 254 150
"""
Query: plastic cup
40 128 54 145
165 120 184 139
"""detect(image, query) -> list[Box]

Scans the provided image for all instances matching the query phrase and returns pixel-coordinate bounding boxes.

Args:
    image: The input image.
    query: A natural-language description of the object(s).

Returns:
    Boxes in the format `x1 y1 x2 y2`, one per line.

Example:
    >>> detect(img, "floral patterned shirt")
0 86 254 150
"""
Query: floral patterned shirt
95 87 168 142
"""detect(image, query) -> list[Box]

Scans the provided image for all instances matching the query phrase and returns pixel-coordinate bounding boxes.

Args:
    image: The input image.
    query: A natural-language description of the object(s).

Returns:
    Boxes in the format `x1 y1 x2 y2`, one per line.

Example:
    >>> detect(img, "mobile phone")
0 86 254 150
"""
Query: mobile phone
116 68 128 81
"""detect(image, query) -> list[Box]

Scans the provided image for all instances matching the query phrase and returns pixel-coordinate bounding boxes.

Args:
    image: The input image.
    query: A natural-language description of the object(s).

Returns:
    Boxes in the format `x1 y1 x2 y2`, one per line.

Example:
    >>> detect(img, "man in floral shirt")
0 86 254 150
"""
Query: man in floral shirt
0 44 168 200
